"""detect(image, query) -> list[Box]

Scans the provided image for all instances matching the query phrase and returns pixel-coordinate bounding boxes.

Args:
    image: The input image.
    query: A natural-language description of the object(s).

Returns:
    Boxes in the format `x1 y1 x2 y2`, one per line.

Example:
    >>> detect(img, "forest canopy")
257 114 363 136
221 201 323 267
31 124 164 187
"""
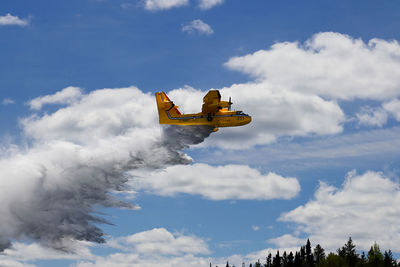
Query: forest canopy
219 238 398 267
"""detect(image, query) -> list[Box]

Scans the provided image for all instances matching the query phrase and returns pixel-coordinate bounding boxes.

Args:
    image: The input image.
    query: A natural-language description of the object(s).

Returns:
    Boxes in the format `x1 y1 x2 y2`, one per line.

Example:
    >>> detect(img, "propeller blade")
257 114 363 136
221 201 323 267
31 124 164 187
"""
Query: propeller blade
228 97 232 110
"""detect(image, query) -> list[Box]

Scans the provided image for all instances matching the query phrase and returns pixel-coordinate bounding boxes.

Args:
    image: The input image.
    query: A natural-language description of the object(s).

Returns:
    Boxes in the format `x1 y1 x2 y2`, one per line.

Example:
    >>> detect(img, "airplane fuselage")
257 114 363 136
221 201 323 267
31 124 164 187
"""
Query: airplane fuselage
163 109 251 127
155 91 251 128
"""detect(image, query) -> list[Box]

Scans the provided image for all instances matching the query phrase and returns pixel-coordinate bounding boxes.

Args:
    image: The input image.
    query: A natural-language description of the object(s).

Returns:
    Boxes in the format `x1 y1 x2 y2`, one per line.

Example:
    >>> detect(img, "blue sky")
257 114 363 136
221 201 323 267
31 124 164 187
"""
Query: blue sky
2 1 400 266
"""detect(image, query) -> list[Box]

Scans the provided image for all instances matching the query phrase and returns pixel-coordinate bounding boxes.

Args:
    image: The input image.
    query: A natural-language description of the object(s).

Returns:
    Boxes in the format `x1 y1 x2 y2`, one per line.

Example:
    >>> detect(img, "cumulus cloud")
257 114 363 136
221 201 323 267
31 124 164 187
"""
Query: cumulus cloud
276 170 400 252
76 253 211 267
28 86 83 110
144 0 188 11
109 228 210 255
0 87 214 252
22 87 155 143
168 84 344 149
0 227 309 267
70 228 298 267
2 85 300 254
132 163 300 200
0 229 209 267
75 228 211 267
2 241 94 261
0 13 29 27
244 247 300 265
268 234 304 248
198 0 224 10
356 106 388 127
226 32 400 101
0 259 36 267
383 98 400 121
166 33 400 148
3 31 399 258
182 19 214 35
0 239 96 267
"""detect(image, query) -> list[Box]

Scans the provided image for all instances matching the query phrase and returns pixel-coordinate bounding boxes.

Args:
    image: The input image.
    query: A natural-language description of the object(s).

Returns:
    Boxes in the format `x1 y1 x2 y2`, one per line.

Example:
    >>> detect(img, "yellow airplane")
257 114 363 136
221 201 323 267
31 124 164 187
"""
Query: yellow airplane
155 90 251 131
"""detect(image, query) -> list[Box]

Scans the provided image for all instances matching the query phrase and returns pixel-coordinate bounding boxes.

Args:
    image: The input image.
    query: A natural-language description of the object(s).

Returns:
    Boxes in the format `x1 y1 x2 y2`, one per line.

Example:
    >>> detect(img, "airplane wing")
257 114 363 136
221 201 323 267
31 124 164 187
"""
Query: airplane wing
201 90 230 114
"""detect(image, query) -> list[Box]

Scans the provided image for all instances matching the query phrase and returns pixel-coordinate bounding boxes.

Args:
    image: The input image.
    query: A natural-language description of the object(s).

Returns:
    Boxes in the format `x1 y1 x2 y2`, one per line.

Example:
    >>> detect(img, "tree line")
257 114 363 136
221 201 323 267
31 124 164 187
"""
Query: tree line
218 238 398 267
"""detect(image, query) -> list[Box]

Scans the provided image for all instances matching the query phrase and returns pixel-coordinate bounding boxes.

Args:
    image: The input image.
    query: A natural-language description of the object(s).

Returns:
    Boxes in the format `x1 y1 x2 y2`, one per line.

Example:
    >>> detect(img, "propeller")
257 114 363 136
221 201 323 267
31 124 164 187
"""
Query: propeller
228 97 233 111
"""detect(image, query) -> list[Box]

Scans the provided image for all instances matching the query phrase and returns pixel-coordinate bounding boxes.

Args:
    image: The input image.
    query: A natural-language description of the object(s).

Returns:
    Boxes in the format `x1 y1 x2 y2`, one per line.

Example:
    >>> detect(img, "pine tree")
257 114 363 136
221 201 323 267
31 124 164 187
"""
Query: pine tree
272 250 281 267
314 244 325 266
306 239 315 267
300 246 306 264
282 251 288 267
288 251 295 267
266 253 272 267
342 237 359 267
324 252 348 267
383 250 396 267
337 246 346 259
367 243 383 267
294 251 302 267
357 252 367 267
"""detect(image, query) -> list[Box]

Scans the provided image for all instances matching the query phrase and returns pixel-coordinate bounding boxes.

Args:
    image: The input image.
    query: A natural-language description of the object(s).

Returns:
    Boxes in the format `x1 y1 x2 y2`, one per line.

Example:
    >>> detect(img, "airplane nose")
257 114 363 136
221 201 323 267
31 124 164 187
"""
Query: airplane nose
246 116 252 124
241 116 251 125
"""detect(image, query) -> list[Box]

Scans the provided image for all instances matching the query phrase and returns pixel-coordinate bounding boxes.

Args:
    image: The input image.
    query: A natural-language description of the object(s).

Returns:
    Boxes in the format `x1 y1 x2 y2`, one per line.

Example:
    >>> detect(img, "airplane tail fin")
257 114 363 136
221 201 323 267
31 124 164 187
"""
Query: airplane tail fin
155 92 182 124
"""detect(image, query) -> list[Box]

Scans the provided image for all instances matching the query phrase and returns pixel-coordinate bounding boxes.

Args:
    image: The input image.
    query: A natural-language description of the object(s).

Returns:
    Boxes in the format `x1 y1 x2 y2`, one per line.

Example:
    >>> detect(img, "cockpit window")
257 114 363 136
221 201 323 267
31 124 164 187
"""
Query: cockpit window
236 111 248 116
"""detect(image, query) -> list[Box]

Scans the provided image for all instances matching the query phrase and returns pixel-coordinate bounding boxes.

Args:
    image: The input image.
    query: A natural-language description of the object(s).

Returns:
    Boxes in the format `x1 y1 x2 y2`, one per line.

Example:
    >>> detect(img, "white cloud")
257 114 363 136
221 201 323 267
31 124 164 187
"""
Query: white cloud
76 254 211 267
109 228 210 255
356 106 388 127
0 13 29 26
244 247 300 265
75 228 211 267
383 98 400 121
0 229 206 267
168 84 344 149
0 223 302 267
0 86 210 251
132 163 300 200
268 234 304 248
225 32 400 101
3 31 400 261
277 170 400 252
0 240 95 267
166 32 400 148
28 86 83 110
0 259 36 267
144 0 188 11
2 98 14 106
198 0 224 10
72 228 299 267
182 19 214 35
166 86 206 114
7 85 310 253
22 87 157 143
2 241 94 261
